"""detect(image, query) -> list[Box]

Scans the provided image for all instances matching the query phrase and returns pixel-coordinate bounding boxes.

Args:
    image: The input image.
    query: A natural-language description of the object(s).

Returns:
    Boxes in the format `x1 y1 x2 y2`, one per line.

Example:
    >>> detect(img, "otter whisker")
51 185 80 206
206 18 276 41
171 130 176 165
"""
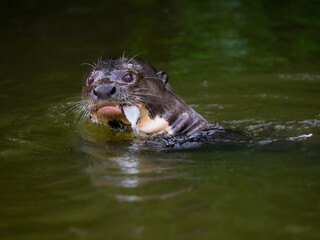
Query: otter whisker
65 101 85 109
79 107 90 126
131 92 162 99
66 99 90 125
65 96 82 101
81 62 95 68
80 111 90 126
65 102 86 115
74 112 84 123
66 100 85 106
144 76 167 82
127 51 145 64
132 88 158 93
97 56 103 65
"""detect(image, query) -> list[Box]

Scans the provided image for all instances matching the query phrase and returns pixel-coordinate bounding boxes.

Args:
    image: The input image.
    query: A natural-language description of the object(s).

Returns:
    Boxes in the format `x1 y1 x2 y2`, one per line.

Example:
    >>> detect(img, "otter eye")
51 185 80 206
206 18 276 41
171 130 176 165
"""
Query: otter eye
87 75 94 86
122 73 134 83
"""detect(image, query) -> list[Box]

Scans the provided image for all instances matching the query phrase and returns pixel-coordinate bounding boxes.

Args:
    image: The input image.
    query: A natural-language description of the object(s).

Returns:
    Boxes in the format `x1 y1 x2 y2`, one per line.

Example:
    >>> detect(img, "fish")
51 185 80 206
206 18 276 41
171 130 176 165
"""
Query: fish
123 105 140 135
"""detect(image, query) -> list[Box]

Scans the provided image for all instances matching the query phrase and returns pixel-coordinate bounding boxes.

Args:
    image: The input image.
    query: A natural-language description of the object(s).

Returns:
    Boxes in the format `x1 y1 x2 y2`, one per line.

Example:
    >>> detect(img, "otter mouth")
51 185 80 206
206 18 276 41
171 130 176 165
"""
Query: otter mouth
91 102 141 134
97 104 124 116
95 103 140 116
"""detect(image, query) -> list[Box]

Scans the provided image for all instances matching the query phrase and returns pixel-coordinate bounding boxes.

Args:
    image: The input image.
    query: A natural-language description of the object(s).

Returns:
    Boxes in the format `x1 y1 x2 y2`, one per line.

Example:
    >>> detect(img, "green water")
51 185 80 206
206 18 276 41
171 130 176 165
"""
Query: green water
1 0 320 239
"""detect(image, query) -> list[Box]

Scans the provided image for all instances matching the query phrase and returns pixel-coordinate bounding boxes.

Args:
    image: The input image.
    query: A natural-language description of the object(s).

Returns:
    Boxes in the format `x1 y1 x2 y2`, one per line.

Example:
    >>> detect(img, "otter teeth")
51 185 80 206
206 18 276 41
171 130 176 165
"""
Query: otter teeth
123 105 140 135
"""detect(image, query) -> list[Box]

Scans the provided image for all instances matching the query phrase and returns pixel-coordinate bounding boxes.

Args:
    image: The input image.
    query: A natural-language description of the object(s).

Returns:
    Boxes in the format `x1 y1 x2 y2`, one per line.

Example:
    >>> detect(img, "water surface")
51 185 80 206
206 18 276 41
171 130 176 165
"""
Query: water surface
1 0 319 239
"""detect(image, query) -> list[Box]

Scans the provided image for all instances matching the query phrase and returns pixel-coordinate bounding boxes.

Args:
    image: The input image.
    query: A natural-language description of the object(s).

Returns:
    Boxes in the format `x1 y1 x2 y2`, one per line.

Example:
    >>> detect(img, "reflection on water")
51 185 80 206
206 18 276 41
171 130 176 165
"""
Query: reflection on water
279 74 320 82
81 138 194 202
113 187 192 202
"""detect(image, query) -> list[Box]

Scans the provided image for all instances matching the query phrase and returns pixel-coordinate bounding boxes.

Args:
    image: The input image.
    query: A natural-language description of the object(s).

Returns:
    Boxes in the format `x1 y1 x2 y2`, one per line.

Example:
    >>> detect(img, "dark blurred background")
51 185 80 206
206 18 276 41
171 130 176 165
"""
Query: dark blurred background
1 0 320 110
1 0 319 77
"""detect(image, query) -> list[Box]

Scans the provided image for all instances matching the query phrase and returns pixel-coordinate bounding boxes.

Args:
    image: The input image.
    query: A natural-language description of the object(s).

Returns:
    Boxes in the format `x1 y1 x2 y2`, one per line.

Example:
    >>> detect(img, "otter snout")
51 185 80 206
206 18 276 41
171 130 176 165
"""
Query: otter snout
92 84 117 99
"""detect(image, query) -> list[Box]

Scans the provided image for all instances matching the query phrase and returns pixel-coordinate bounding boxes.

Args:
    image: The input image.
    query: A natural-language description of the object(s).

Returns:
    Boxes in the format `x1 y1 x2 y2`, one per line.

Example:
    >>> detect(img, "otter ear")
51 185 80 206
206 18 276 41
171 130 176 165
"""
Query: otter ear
156 71 169 85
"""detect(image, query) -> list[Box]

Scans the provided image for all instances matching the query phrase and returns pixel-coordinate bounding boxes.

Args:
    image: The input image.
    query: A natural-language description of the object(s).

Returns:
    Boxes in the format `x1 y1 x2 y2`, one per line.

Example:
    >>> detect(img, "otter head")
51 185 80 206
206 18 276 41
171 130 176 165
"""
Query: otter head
82 57 178 136
82 57 210 137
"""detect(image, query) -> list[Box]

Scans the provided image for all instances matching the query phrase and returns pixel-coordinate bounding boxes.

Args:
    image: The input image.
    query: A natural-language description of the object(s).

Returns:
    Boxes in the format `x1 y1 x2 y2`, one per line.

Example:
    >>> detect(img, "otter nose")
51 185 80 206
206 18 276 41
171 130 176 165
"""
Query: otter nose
93 85 117 99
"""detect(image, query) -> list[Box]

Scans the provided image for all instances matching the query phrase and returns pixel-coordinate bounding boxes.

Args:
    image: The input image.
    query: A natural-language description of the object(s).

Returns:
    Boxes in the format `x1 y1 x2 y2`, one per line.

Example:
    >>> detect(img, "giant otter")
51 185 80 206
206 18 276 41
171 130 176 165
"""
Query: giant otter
82 56 222 138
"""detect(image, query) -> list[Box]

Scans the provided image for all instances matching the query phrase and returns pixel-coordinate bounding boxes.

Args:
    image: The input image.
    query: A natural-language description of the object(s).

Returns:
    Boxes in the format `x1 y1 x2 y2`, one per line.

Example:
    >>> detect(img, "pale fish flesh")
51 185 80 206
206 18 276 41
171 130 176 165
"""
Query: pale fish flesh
123 105 140 135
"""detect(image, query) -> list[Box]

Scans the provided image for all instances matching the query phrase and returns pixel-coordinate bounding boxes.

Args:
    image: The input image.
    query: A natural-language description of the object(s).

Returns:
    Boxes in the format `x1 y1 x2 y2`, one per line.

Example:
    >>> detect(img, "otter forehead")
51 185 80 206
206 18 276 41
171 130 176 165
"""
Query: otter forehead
87 58 144 84
93 58 144 74
120 62 143 72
